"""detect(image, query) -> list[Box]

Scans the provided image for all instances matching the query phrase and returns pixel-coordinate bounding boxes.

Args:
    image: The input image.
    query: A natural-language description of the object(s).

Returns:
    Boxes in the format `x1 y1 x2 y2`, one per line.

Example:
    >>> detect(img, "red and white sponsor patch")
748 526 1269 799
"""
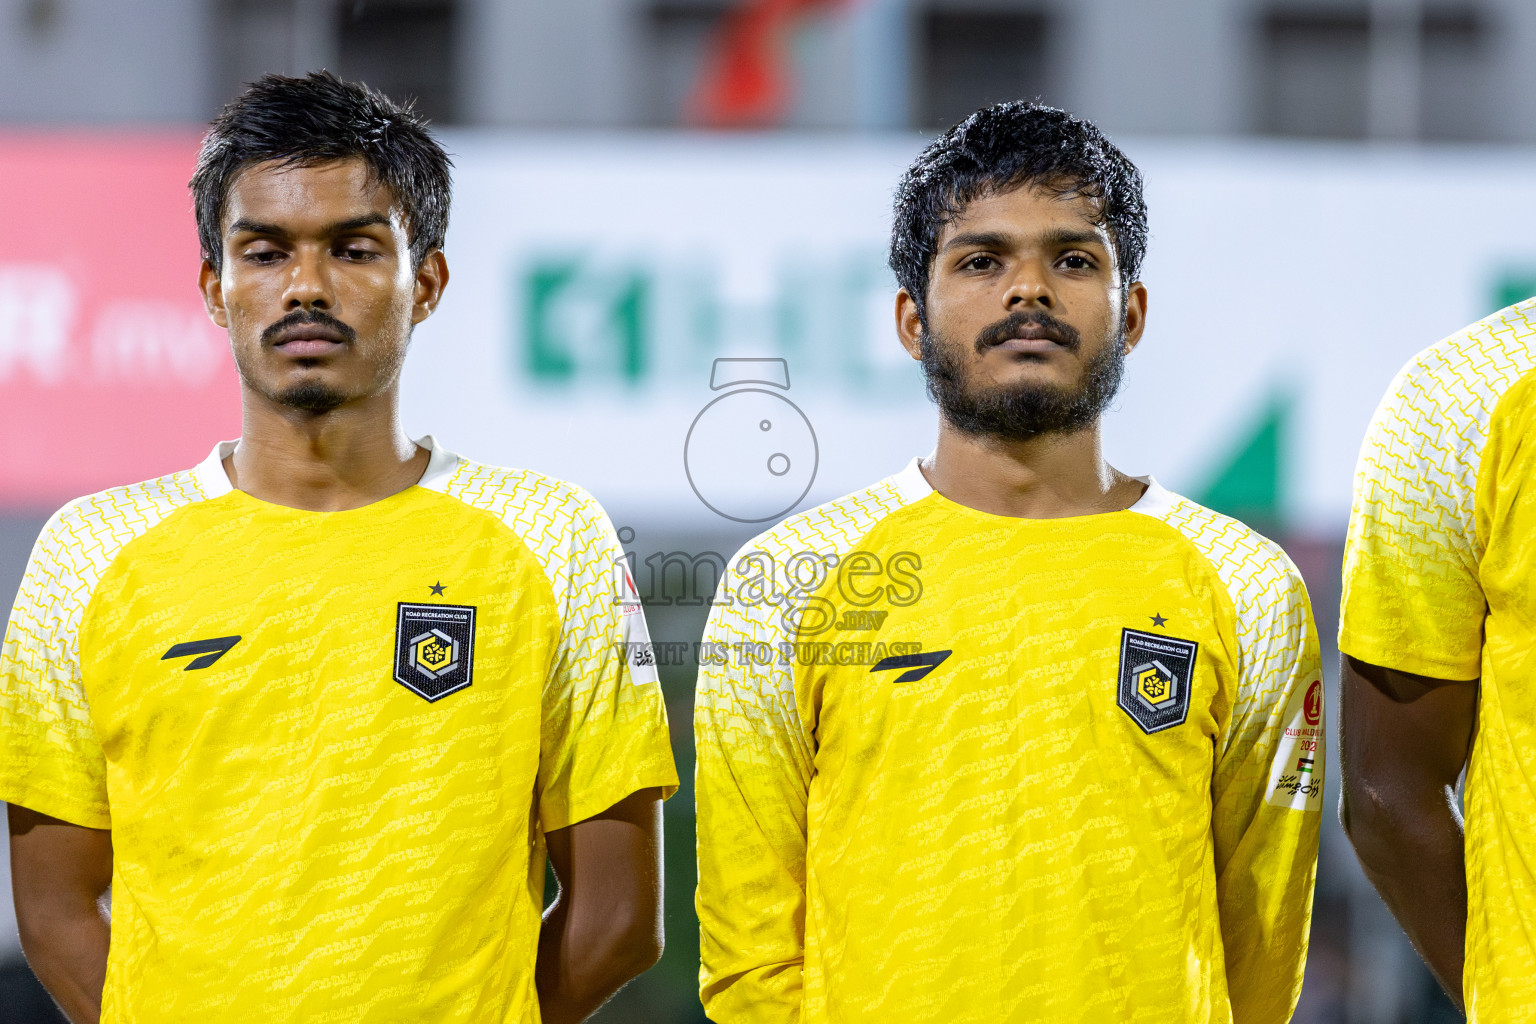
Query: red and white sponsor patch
1266 679 1326 810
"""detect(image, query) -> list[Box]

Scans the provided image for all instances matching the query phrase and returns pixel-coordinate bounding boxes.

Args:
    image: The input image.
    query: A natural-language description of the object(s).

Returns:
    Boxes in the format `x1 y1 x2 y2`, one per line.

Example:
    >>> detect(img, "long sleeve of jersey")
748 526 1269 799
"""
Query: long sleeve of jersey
1208 551 1325 1023
695 568 814 1024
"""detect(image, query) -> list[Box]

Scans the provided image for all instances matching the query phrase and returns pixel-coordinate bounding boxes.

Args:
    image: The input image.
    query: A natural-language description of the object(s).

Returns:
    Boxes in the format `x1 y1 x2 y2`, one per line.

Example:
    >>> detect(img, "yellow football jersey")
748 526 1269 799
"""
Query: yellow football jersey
696 461 1323 1024
0 438 678 1023
1340 297 1536 1020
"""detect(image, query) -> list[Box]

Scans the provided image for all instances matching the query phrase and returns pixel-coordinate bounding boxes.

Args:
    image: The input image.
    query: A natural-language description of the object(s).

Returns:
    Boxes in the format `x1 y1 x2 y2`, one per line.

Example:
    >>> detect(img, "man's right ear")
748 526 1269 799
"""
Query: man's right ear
895 289 924 362
199 258 229 329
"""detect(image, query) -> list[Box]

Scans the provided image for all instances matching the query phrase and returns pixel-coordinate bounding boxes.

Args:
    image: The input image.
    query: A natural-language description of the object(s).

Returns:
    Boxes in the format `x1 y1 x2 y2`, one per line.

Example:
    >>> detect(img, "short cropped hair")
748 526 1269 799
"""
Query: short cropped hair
889 101 1148 324
191 70 452 271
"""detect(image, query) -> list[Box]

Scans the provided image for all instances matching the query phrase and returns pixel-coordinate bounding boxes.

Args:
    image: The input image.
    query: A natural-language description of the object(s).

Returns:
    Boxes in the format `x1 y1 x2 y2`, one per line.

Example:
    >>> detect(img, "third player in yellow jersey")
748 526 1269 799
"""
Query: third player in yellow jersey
1340 297 1536 1019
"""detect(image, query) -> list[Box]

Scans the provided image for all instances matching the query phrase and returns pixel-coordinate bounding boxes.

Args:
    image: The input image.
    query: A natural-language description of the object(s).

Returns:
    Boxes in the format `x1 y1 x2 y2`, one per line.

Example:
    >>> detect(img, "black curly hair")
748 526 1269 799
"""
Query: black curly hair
191 70 452 271
889 101 1147 325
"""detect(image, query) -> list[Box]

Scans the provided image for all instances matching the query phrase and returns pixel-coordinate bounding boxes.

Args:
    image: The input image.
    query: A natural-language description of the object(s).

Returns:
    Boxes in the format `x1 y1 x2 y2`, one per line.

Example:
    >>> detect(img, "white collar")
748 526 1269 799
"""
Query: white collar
891 455 1172 515
193 435 459 498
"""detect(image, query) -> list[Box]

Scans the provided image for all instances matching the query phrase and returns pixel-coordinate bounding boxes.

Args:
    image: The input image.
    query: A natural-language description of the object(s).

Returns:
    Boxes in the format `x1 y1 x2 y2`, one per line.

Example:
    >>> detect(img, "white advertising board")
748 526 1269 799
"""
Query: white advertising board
403 134 1536 534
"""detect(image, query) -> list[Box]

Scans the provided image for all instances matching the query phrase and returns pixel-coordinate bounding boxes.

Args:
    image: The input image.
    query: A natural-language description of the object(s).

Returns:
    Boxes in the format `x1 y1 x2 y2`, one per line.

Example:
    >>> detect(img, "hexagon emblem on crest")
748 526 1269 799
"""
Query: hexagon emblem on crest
411 629 459 679
1134 661 1176 708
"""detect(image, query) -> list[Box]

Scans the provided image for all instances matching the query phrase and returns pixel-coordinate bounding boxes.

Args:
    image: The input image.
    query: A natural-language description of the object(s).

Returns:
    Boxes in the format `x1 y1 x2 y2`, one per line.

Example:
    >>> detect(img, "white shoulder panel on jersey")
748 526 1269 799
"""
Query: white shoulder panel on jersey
1350 298 1536 569
1130 488 1322 810
0 457 215 825
699 459 926 730
8 460 216 672
425 443 659 688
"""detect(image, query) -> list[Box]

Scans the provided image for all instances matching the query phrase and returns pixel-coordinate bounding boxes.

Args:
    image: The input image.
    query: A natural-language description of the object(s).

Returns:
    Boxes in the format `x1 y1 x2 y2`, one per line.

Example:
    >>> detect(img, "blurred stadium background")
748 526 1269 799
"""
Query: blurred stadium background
6 0 1536 1019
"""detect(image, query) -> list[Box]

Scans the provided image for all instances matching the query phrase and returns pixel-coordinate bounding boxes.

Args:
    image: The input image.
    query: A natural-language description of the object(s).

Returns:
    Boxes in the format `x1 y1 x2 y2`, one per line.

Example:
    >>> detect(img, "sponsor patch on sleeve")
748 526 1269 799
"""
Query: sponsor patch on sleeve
1265 678 1325 810
617 612 661 688
614 563 644 616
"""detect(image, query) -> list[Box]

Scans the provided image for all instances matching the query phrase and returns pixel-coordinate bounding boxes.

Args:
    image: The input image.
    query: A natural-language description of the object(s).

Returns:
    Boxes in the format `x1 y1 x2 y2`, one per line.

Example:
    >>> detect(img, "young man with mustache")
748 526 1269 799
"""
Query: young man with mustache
694 102 1324 1023
1 72 676 1023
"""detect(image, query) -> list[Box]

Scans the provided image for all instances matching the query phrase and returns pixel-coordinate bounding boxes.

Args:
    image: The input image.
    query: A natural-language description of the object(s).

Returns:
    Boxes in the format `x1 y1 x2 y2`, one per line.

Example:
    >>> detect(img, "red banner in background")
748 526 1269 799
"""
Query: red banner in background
689 0 852 127
0 133 240 509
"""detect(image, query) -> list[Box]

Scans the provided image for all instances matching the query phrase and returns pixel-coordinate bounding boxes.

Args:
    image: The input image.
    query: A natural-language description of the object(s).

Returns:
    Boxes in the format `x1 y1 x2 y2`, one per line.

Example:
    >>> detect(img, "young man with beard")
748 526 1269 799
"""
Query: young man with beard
1 72 676 1023
694 102 1324 1023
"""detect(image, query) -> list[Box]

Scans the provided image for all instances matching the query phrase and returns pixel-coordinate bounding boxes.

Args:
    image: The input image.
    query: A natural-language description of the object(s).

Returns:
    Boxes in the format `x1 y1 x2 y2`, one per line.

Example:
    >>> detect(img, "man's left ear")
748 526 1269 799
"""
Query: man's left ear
895 288 925 361
1122 281 1148 355
199 258 228 329
412 250 450 324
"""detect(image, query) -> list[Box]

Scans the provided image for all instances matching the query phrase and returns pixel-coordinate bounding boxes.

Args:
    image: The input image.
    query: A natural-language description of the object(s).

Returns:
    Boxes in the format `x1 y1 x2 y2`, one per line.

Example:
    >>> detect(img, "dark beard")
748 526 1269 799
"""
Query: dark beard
920 311 1126 442
273 378 348 413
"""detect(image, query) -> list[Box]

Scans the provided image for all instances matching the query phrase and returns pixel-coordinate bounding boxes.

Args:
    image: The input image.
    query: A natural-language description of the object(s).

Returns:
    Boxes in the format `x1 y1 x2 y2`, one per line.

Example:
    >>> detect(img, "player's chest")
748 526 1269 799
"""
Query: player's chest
78 521 557 768
799 547 1234 779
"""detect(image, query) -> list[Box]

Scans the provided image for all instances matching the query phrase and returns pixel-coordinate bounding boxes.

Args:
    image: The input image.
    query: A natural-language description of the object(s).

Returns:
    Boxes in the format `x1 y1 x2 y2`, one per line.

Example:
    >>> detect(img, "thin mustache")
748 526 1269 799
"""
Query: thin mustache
975 311 1081 354
261 310 358 346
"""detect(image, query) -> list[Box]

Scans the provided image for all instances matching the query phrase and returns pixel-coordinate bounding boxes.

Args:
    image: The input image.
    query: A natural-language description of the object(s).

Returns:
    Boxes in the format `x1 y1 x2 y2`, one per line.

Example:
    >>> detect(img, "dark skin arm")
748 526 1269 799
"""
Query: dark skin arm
1338 654 1477 1011
536 788 665 1024
8 805 113 1024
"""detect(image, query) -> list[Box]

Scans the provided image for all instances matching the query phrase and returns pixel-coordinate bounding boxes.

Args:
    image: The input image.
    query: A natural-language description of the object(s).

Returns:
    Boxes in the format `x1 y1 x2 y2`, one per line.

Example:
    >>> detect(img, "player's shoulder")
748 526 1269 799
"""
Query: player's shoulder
726 459 927 569
1130 482 1307 620
1386 297 1536 420
704 462 925 637
424 444 617 578
11 461 216 630
427 441 605 521
37 464 214 576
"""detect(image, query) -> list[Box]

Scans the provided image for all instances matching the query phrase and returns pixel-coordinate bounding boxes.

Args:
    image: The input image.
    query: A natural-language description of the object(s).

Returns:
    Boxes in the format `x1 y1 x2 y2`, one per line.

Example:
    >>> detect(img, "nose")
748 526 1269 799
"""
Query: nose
281 247 335 311
1004 258 1055 311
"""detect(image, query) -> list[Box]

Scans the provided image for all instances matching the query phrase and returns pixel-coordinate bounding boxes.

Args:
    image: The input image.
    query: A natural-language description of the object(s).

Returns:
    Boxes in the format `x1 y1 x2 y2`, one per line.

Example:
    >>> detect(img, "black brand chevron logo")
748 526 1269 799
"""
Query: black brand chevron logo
870 649 952 683
161 636 241 671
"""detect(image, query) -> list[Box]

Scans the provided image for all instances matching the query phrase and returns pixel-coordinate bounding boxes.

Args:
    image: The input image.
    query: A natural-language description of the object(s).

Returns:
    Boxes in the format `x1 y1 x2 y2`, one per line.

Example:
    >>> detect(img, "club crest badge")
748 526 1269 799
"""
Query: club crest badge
394 602 476 701
1116 628 1198 734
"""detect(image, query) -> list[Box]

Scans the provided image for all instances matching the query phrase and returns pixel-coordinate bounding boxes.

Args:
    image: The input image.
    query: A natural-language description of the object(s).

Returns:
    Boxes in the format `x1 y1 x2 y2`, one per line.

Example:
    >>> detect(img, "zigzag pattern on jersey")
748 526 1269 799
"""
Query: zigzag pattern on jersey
436 456 624 652
698 476 912 723
433 458 667 817
1136 496 1315 768
0 469 209 822
1350 298 1536 576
